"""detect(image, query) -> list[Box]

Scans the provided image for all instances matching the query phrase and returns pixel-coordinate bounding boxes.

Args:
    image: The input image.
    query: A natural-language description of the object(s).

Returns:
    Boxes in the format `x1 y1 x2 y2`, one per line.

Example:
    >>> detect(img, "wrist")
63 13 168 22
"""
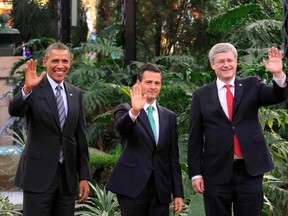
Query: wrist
23 84 32 94
131 108 140 116
273 71 285 79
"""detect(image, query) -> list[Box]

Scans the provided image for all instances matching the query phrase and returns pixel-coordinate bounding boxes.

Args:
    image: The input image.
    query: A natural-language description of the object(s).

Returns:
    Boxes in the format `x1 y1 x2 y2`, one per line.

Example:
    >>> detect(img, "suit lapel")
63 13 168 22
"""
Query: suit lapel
233 78 245 116
39 77 61 130
207 81 228 120
157 105 165 147
139 108 156 146
63 83 74 131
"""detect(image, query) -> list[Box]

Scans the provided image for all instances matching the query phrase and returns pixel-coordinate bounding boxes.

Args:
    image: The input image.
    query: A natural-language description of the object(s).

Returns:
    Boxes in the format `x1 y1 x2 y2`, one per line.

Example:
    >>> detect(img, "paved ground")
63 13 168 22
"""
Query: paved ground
0 190 23 211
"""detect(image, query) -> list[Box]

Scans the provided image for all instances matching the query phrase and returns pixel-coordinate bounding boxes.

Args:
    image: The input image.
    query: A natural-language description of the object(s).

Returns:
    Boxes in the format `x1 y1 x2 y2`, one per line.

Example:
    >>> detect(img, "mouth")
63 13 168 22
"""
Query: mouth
55 70 65 74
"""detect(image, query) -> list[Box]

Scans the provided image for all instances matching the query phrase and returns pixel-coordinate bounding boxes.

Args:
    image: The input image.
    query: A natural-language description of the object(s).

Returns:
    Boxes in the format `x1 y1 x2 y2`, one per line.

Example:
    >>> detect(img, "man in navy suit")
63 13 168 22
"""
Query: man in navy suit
106 63 184 216
9 43 90 216
188 43 287 216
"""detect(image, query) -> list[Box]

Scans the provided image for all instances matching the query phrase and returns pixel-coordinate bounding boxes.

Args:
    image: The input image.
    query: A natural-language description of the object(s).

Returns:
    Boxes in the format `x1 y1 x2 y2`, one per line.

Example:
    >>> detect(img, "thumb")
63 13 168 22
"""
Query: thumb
39 71 47 80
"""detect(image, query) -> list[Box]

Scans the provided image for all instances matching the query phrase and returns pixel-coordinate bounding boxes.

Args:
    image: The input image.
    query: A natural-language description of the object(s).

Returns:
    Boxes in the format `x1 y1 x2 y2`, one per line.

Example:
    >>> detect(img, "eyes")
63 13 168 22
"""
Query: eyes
50 59 70 64
213 58 236 66
144 80 161 86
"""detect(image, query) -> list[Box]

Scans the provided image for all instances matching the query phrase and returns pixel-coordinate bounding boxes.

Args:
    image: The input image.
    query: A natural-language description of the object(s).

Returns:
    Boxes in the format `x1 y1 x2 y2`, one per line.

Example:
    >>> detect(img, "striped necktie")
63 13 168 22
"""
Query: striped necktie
55 85 66 163
56 85 66 130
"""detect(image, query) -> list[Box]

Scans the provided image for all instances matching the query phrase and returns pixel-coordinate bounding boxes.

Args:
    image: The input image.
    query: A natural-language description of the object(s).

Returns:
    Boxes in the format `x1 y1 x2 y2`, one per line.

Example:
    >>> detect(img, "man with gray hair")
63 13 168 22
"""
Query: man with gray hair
188 43 286 215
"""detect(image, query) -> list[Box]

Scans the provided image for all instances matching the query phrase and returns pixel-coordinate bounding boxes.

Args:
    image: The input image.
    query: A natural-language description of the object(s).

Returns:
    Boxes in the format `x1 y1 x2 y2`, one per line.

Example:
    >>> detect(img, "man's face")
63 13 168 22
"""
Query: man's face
210 51 237 83
43 49 71 84
139 71 162 104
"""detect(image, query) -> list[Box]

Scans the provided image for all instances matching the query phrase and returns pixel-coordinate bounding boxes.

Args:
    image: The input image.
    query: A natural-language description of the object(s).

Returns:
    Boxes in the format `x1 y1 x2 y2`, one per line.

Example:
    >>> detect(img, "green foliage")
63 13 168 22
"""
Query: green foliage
4 128 27 148
89 153 119 168
12 0 87 45
258 108 288 216
207 3 282 65
208 4 268 33
89 151 119 186
0 193 22 216
74 182 120 216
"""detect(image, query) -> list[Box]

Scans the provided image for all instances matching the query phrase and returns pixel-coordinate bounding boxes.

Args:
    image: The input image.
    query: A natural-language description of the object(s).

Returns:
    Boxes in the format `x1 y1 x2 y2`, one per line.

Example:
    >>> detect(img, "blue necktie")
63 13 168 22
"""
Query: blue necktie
147 105 156 140
55 85 66 163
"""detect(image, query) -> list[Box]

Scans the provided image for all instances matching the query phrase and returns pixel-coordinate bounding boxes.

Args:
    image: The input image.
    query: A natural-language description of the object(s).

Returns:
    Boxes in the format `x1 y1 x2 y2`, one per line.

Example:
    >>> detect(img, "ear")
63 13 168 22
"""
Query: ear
42 58 47 67
136 79 140 84
210 61 216 70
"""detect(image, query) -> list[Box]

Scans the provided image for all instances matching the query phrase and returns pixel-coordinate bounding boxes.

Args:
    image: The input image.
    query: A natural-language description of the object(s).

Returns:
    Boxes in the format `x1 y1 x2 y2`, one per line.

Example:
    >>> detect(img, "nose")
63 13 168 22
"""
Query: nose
57 61 65 68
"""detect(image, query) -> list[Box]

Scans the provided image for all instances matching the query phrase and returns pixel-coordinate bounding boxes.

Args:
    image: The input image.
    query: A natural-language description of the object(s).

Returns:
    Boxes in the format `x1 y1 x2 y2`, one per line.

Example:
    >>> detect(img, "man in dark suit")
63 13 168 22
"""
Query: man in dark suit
8 42 90 216
106 64 184 216
188 42 287 216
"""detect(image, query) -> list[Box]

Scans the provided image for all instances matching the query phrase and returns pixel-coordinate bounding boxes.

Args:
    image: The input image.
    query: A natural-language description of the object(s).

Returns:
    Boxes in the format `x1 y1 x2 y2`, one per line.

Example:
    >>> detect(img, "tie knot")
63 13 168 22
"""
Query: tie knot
148 105 153 113
224 84 231 90
56 85 62 91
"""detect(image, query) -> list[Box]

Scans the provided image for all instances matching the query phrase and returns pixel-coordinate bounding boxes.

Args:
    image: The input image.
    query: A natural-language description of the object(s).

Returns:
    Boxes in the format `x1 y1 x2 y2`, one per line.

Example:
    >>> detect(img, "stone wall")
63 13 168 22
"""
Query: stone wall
0 57 24 190
0 56 24 146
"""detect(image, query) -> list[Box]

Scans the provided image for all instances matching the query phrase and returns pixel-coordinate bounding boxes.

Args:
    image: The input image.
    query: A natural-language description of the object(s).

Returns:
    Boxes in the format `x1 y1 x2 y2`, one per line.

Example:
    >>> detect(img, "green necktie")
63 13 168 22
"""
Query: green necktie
147 105 156 140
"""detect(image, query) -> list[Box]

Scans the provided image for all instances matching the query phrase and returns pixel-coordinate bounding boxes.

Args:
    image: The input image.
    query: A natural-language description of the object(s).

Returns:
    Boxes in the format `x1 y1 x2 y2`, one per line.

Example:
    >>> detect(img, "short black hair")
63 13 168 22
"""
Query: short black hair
138 63 162 81
45 42 71 59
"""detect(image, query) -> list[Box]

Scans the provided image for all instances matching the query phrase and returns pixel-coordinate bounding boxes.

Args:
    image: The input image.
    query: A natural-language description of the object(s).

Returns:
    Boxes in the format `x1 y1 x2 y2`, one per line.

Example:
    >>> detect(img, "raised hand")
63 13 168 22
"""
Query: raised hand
23 59 46 94
130 81 147 115
263 47 284 79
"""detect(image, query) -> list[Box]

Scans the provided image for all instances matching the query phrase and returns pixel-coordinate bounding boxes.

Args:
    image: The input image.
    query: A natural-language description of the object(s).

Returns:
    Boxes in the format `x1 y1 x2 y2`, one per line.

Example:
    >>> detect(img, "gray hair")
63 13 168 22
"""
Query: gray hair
209 43 237 61
45 42 71 59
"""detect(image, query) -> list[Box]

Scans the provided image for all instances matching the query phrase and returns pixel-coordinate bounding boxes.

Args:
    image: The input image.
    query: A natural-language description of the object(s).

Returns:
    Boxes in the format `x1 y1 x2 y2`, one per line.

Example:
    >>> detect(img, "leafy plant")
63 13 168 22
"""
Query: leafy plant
74 182 120 216
0 193 22 216
4 128 27 148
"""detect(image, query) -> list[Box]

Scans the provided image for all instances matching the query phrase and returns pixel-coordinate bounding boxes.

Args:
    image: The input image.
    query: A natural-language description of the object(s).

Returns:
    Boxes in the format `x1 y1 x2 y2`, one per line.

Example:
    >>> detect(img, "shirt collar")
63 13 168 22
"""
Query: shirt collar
144 101 157 112
47 74 65 90
216 77 235 90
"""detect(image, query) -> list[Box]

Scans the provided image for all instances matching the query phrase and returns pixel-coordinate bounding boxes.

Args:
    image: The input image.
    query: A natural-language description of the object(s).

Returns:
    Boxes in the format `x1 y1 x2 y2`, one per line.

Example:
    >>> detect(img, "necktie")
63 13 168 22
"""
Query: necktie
225 84 242 157
147 105 156 140
55 85 66 163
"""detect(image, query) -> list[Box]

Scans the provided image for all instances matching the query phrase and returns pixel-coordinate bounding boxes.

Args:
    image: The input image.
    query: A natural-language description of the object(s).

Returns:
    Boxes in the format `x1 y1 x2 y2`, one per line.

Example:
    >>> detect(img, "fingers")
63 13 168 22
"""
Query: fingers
25 59 38 72
268 47 282 59
78 189 89 203
78 180 90 203
130 82 141 97
192 178 205 194
173 198 184 214
39 71 47 79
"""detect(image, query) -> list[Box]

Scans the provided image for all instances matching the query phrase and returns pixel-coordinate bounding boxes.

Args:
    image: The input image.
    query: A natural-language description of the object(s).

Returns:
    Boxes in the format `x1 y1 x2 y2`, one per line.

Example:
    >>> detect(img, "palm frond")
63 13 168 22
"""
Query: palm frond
208 3 268 33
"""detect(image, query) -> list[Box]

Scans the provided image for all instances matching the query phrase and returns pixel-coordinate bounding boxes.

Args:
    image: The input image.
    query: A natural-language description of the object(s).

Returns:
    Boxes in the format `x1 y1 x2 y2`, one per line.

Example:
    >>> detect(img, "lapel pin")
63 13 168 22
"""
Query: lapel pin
239 84 242 86
69 94 73 96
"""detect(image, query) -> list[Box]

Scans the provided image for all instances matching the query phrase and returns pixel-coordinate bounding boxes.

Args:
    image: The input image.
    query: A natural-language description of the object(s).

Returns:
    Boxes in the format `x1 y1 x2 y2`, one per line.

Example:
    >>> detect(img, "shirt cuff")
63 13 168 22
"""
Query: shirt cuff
21 88 32 100
191 175 203 181
273 73 287 88
129 108 140 122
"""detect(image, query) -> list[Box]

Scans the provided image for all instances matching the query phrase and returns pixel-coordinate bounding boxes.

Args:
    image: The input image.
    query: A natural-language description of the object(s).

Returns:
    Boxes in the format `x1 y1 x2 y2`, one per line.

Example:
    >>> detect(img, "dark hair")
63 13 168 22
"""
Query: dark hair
138 63 162 81
45 42 71 59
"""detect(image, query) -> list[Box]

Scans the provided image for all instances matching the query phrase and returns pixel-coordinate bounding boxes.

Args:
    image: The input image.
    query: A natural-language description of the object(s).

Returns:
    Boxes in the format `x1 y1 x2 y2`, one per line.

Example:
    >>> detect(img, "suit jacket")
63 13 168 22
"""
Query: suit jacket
188 76 286 185
8 76 90 194
106 103 184 204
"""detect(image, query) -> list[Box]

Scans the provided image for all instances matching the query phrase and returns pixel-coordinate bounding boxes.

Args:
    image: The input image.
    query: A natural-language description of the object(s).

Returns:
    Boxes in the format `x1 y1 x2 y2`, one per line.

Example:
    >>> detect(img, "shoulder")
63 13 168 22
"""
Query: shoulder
236 76 260 83
157 105 176 117
115 103 131 112
193 81 215 95
64 82 81 92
